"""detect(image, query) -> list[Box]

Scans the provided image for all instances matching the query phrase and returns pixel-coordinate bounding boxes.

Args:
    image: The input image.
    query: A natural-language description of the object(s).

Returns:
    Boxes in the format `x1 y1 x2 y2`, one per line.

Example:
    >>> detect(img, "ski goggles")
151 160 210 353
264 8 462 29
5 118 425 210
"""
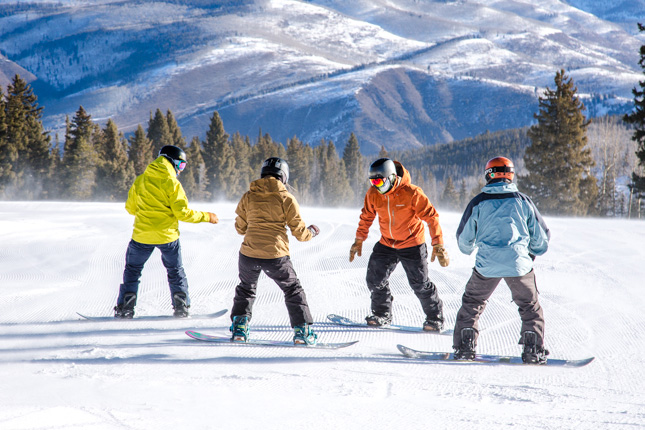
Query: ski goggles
175 160 187 172
370 177 386 187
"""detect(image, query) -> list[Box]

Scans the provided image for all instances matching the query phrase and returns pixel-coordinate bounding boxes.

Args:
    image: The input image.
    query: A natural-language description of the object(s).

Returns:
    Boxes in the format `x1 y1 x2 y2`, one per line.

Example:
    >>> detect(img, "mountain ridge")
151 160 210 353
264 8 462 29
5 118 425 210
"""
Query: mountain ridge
0 0 643 153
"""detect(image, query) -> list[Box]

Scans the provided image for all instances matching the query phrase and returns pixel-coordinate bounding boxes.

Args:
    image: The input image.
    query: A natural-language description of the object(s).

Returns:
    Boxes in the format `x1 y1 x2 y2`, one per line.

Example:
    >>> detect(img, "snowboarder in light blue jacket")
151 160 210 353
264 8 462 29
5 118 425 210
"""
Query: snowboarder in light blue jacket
453 156 551 364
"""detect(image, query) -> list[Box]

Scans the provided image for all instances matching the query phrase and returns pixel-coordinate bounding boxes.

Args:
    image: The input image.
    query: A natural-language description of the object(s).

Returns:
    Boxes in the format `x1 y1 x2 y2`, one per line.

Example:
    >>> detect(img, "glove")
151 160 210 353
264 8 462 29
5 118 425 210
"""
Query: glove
208 212 219 224
307 224 320 238
349 239 363 262
431 244 449 267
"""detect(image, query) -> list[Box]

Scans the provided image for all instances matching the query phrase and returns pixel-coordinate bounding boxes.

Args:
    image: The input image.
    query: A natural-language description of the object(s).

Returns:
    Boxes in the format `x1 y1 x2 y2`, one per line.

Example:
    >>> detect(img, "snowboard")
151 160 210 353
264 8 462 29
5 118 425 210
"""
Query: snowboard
327 314 453 335
185 330 358 349
397 344 595 367
77 309 228 322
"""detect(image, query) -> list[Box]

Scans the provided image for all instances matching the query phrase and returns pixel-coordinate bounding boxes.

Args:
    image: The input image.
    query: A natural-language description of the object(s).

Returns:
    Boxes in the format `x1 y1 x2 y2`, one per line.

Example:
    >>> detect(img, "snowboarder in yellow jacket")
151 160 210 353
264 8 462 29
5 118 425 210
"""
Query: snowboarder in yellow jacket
115 145 218 319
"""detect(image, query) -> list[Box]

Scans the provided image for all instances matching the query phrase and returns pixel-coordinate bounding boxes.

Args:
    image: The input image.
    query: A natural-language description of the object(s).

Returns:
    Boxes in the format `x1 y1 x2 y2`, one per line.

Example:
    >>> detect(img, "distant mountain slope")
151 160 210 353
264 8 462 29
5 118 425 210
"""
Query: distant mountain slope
0 0 642 153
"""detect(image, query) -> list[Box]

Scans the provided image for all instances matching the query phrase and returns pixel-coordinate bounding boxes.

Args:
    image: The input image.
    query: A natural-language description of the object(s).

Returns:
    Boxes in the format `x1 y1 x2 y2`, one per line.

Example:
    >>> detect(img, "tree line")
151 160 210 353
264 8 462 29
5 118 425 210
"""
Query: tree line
2 48 645 219
0 75 370 206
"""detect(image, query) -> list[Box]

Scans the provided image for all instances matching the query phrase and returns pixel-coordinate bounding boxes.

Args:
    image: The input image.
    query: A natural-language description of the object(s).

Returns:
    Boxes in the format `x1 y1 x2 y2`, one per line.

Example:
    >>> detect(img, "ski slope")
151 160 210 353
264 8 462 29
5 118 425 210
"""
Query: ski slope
0 201 643 429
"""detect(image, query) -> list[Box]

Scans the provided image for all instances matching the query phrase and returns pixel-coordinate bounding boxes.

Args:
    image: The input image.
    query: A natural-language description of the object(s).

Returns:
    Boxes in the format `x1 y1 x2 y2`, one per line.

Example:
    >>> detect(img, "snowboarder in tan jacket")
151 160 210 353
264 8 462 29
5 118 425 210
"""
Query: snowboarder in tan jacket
230 157 320 345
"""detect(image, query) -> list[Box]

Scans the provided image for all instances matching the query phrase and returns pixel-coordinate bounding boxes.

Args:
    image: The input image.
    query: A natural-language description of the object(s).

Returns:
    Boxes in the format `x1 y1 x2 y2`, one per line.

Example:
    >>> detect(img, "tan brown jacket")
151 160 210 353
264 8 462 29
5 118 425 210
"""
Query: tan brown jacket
235 176 312 259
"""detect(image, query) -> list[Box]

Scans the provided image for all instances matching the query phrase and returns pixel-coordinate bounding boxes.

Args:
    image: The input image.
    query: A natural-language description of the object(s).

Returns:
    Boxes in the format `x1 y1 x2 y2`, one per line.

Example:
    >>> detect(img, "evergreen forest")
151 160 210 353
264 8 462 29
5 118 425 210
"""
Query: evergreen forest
1 72 643 218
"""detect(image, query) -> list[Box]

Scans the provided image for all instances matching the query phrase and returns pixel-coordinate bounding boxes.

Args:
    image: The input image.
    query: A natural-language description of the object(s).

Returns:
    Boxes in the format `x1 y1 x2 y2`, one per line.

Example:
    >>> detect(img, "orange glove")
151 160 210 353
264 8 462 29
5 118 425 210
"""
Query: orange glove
208 212 219 224
349 239 363 262
431 244 449 267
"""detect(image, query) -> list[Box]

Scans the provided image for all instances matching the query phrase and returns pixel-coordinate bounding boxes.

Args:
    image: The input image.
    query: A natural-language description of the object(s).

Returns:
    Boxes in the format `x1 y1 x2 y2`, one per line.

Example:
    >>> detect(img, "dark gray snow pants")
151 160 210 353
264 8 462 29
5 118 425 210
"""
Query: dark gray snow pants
453 268 545 349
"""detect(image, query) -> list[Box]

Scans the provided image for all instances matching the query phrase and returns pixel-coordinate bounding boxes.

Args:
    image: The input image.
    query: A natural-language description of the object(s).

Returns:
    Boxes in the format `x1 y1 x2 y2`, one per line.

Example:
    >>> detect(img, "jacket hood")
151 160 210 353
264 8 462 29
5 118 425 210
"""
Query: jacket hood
385 161 411 195
249 176 287 193
145 156 176 178
482 181 518 194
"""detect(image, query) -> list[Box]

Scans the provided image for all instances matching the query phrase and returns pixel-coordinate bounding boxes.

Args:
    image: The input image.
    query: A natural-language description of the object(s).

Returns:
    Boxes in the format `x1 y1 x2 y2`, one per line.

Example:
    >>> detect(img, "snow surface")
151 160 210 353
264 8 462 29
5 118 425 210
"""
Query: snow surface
0 201 643 429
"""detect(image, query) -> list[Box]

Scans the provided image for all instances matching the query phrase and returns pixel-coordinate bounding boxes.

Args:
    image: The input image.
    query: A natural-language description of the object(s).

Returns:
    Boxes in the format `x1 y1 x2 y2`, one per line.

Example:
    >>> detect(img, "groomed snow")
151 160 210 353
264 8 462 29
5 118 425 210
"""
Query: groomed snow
0 201 643 429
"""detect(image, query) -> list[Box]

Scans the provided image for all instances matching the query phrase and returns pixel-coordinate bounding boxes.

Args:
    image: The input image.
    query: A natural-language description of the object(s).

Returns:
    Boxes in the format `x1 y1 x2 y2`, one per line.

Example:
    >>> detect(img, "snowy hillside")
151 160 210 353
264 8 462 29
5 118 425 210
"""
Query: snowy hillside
0 201 643 429
0 0 643 152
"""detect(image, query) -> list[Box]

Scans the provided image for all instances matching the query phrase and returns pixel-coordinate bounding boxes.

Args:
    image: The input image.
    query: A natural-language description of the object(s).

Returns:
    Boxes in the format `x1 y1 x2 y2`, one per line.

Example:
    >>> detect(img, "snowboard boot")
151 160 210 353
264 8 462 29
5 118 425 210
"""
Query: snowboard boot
453 327 477 360
293 324 318 346
365 313 392 327
521 331 549 365
172 293 190 318
230 316 250 342
423 313 444 331
114 293 136 319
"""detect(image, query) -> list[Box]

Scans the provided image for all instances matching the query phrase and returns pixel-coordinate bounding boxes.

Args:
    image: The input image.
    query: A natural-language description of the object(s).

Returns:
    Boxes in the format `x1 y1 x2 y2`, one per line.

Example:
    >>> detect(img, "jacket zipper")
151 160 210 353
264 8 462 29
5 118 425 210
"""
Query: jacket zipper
387 195 396 247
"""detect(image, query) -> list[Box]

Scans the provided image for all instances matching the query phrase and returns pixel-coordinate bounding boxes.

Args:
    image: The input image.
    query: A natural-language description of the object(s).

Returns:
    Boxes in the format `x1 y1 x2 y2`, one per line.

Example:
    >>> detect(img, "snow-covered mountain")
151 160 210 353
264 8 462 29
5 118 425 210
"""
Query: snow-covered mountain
0 0 643 153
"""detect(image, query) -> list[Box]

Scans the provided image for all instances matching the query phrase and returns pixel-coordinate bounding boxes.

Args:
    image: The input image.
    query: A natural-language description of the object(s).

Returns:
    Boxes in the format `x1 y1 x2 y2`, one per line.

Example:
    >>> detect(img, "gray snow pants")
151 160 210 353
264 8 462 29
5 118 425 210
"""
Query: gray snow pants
452 268 545 349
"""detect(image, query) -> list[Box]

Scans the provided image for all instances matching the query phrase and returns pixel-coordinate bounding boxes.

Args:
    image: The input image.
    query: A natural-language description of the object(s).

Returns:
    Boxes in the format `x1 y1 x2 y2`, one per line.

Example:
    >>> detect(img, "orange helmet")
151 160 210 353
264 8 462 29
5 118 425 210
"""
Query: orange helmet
484 157 515 183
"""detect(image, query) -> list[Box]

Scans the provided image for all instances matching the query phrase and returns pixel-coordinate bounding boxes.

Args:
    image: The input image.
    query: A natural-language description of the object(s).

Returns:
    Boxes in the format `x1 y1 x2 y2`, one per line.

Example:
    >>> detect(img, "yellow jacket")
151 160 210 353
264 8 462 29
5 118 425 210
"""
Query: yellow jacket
235 176 312 259
126 156 210 244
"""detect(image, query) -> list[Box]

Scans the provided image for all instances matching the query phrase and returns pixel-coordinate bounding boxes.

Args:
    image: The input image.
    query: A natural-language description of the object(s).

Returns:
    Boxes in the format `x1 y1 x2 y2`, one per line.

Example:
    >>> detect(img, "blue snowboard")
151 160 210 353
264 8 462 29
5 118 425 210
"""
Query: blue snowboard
77 309 228 322
397 344 595 367
185 330 358 349
327 314 453 335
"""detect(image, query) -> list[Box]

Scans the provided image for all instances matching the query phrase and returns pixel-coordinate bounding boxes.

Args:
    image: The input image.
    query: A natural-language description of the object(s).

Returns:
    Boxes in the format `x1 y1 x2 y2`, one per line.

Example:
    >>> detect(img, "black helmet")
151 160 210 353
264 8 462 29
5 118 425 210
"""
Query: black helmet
159 145 187 173
369 158 397 194
261 157 289 184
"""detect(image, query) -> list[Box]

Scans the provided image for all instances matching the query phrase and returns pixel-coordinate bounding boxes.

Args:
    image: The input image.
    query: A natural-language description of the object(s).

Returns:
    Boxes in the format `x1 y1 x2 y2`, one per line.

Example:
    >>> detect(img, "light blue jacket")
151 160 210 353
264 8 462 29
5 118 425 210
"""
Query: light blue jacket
456 181 550 278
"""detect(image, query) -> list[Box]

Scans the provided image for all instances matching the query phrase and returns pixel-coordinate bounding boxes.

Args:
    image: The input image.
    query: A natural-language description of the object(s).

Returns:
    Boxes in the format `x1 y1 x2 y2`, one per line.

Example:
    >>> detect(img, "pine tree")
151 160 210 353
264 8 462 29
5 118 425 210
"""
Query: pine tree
202 111 230 198
95 119 135 201
287 136 314 203
181 137 210 201
253 132 285 166
147 108 173 157
458 179 468 210
342 132 365 205
318 140 352 206
166 110 186 149
378 145 389 158
231 132 254 194
441 176 460 210
129 125 153 176
62 106 98 200
624 23 645 210
1 75 53 199
0 85 12 197
520 69 597 216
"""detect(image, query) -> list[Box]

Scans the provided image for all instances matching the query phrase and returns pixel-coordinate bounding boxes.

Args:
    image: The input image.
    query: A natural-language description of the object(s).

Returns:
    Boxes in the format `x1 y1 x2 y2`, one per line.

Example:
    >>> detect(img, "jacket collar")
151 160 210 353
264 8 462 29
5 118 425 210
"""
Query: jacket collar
482 181 518 194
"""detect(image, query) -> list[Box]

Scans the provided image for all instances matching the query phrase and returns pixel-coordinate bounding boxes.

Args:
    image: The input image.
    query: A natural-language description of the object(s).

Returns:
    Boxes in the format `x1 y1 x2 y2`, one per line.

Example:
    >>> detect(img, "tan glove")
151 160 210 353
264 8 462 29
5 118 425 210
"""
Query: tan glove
431 244 449 267
208 212 219 224
349 239 363 262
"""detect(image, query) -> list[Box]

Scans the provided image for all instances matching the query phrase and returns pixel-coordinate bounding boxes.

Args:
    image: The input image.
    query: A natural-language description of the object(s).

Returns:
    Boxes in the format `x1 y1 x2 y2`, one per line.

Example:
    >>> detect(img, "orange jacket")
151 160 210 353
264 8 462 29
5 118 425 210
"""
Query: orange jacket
356 161 443 249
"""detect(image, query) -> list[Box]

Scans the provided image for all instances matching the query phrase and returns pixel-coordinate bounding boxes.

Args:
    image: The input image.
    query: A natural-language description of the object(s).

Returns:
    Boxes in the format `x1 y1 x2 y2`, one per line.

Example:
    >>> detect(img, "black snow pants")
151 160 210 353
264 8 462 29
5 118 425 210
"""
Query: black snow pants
231 253 313 327
366 242 443 320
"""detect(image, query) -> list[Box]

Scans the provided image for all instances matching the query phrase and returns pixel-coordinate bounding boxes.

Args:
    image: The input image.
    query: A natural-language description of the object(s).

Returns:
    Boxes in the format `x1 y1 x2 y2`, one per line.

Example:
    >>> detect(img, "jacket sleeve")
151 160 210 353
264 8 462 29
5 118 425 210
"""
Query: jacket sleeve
456 198 478 255
169 179 210 223
125 181 137 216
355 191 376 241
412 189 443 246
526 200 550 256
283 193 312 242
234 193 248 235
